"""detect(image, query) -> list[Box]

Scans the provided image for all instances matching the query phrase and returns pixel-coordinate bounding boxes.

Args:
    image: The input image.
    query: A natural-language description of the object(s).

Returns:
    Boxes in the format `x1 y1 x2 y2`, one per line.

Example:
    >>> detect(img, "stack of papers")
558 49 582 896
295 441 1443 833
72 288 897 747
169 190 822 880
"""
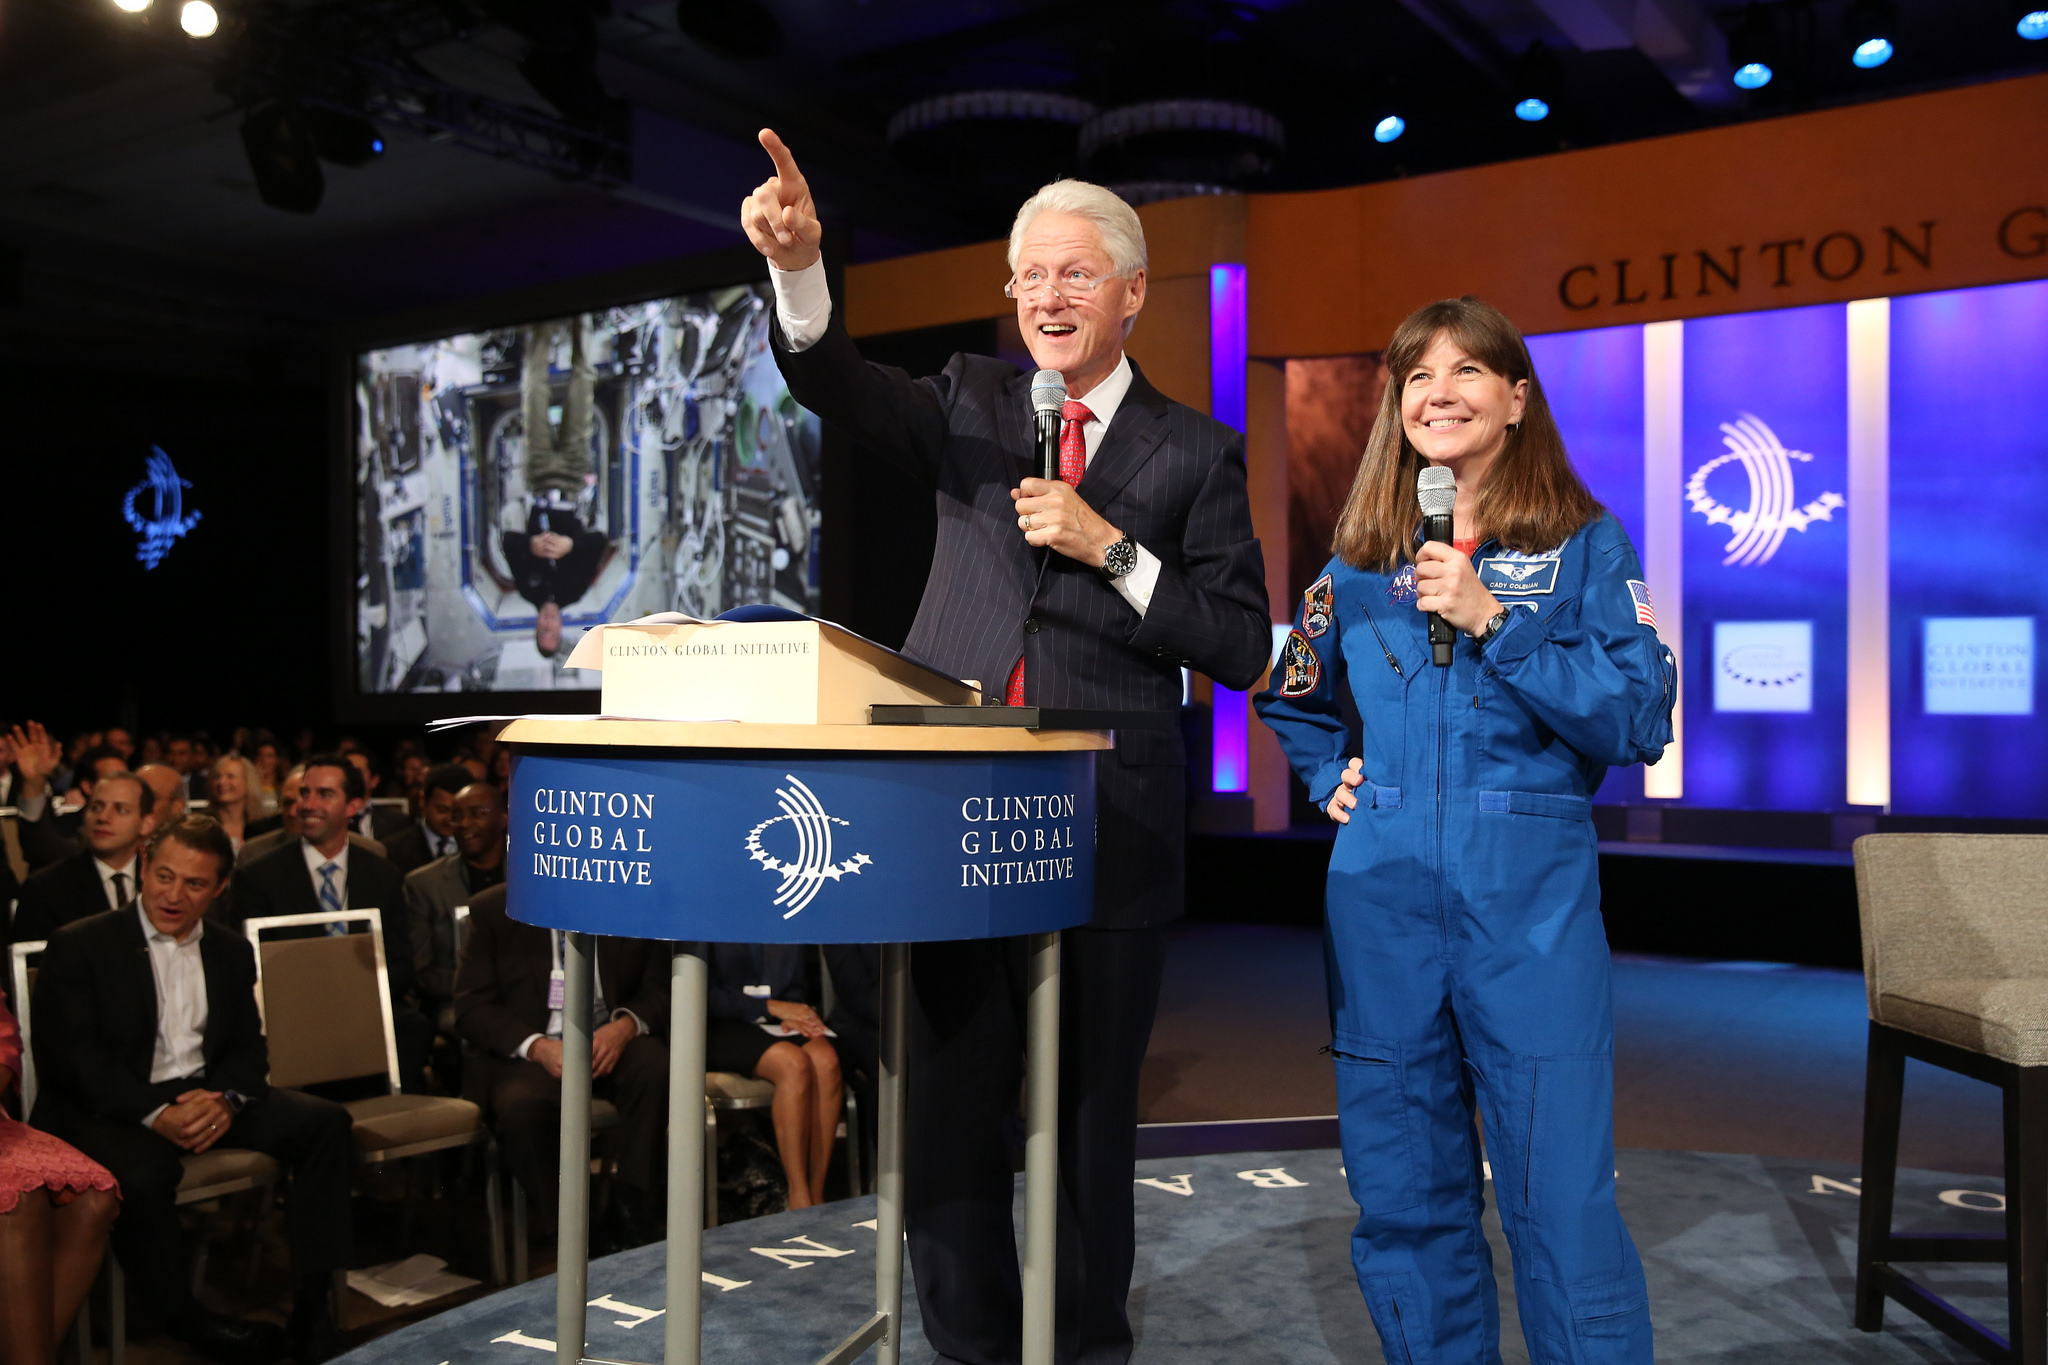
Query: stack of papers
346 1254 479 1308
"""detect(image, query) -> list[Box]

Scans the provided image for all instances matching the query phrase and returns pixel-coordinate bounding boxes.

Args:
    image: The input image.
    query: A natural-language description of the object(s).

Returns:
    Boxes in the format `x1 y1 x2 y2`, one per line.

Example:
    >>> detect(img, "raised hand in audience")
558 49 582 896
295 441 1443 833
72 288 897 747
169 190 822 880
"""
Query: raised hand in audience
7 721 61 802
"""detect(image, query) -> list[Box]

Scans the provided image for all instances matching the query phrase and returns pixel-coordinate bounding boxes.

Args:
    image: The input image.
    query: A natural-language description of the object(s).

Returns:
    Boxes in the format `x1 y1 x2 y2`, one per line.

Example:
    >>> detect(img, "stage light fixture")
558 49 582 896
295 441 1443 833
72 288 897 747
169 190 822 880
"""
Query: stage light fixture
2020 9 2048 39
1512 43 1561 124
179 0 217 36
1844 0 1897 67
111 0 150 12
240 103 324 213
1726 5 1778 89
1374 114 1405 143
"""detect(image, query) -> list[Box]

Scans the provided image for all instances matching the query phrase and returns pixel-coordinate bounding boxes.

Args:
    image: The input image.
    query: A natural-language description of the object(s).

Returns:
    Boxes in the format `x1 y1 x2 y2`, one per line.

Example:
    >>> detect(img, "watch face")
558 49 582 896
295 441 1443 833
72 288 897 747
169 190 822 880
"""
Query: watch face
1104 538 1136 577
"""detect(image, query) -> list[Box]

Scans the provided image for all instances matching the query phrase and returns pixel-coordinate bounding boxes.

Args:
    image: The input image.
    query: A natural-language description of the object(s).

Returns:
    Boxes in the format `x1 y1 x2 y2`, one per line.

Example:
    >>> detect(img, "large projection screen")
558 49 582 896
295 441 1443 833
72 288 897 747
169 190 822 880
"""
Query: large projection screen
351 283 821 695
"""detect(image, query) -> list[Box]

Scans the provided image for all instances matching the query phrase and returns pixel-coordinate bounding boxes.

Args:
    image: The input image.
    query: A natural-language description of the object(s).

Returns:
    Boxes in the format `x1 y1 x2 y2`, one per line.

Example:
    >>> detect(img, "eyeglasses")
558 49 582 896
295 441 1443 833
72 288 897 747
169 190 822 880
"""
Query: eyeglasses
1003 268 1127 301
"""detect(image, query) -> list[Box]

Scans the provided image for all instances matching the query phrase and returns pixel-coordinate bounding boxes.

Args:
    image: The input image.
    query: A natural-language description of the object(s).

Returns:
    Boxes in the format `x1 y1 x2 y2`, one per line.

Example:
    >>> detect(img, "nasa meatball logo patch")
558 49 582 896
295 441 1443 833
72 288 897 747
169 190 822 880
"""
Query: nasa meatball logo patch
1301 574 1334 637
1386 564 1418 603
1277 629 1321 698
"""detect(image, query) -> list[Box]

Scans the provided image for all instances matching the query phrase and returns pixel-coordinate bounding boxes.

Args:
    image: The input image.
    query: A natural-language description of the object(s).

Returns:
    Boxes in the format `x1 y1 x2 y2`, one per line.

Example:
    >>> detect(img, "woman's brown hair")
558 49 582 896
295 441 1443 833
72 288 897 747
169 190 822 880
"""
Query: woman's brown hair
1331 297 1602 572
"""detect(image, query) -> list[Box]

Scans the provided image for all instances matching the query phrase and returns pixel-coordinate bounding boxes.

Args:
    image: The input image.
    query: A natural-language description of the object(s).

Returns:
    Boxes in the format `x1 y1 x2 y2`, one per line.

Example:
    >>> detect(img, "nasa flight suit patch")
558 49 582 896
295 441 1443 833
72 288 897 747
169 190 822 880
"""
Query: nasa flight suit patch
1277 630 1322 697
1301 574 1334 637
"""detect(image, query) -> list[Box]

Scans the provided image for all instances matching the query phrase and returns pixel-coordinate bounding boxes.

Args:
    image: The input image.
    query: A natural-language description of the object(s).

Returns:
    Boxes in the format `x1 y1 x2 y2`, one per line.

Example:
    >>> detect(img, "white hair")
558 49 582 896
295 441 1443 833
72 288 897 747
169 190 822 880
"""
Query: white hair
1007 180 1148 278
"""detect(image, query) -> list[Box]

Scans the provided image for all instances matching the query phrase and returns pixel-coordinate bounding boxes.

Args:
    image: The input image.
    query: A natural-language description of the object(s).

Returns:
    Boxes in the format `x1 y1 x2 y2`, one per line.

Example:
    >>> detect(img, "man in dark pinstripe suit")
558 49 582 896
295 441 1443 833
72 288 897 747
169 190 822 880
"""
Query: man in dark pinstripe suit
745 130 1270 1365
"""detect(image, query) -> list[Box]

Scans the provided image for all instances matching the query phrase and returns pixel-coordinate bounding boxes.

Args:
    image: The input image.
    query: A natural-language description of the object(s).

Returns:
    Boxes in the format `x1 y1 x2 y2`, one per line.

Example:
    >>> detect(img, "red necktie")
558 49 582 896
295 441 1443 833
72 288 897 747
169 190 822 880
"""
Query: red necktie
1005 400 1096 706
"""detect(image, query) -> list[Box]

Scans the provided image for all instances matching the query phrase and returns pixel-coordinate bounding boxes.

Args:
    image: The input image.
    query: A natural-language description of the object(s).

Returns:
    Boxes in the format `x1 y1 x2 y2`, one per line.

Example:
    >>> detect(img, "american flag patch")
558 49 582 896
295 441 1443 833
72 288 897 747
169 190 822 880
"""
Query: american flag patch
1627 580 1657 627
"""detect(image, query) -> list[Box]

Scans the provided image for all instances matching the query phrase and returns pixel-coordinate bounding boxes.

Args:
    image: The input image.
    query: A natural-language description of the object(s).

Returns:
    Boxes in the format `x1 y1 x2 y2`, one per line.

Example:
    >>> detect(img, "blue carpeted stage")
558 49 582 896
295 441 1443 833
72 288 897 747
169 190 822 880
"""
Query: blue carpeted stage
342 1147 2004 1364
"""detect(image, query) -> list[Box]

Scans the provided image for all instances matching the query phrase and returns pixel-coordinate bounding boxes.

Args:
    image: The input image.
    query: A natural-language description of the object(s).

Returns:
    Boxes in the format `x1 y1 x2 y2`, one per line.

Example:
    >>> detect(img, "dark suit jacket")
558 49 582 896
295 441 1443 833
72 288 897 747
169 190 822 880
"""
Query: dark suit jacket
221 840 416 1000
381 821 438 876
705 943 810 1024
31 906 269 1125
404 853 503 1004
10 849 127 944
359 805 411 845
453 883 670 1060
773 319 1271 925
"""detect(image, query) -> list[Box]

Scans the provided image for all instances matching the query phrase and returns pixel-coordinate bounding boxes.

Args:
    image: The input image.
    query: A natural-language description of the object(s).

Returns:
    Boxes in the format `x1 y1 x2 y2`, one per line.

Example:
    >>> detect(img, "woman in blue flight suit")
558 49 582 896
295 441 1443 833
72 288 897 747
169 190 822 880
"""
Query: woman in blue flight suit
1257 298 1675 1365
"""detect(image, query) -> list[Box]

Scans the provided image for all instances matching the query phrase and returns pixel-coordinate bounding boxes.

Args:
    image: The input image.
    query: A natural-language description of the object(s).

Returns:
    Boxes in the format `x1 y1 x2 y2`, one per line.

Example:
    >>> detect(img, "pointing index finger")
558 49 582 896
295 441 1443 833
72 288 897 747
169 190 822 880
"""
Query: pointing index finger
758 128 802 185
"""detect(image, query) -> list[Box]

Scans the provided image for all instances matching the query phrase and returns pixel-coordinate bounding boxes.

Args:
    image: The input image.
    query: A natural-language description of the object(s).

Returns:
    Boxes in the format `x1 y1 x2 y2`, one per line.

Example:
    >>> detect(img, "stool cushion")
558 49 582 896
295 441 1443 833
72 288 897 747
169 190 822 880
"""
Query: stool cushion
1879 978 2048 1067
706 1071 775 1103
346 1094 482 1154
178 1148 278 1197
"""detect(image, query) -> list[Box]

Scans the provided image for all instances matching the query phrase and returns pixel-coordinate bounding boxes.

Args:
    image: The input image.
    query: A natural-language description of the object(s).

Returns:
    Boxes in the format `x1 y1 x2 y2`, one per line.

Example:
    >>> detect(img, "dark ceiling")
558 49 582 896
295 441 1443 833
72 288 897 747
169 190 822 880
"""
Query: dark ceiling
0 0 2039 380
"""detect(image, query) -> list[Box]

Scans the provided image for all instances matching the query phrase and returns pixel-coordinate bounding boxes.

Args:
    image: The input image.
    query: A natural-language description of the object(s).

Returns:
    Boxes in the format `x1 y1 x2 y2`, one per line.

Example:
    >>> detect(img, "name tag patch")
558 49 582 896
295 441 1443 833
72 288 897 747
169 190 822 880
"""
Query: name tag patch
1479 557 1560 596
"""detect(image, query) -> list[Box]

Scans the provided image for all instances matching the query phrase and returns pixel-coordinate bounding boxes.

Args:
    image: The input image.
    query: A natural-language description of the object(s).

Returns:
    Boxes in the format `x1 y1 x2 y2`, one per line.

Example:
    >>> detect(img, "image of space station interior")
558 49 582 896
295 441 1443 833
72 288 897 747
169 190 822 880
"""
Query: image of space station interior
352 283 824 695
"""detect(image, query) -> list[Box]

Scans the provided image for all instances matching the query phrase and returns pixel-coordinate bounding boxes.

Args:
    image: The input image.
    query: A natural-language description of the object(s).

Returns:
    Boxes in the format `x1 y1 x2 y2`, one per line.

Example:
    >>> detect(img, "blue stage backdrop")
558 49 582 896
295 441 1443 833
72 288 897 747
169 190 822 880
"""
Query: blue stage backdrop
1889 280 2048 818
507 748 1098 942
1529 278 2043 818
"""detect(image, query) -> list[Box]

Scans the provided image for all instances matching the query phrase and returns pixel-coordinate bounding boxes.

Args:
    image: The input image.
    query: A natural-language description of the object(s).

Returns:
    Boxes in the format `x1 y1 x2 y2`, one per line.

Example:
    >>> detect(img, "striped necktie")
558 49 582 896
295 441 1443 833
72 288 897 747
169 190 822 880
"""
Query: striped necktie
319 862 348 935
110 871 129 908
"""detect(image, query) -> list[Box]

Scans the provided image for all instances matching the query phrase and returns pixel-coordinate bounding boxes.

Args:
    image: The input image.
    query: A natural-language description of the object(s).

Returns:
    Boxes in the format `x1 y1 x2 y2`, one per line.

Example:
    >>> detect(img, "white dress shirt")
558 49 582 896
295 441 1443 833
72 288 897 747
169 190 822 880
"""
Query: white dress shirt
768 258 1163 615
138 905 208 1128
95 852 139 910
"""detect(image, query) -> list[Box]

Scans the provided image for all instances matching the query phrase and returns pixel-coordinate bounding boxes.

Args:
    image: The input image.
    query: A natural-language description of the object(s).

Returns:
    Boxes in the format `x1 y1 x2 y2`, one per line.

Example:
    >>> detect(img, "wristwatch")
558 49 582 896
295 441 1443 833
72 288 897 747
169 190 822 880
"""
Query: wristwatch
1100 534 1138 580
1472 608 1511 644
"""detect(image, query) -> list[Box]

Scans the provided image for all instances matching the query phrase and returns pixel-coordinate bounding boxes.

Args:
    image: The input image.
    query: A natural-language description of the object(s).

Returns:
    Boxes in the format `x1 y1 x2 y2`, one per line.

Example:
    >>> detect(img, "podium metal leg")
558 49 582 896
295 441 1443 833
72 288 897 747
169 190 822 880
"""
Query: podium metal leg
667 947 708 1365
556 932 595 1365
1022 931 1061 1365
875 943 909 1365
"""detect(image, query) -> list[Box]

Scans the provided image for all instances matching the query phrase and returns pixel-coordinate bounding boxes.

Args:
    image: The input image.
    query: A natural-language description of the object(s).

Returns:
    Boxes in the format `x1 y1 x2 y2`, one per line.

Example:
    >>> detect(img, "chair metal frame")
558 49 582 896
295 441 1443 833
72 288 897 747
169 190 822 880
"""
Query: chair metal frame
242 909 508 1279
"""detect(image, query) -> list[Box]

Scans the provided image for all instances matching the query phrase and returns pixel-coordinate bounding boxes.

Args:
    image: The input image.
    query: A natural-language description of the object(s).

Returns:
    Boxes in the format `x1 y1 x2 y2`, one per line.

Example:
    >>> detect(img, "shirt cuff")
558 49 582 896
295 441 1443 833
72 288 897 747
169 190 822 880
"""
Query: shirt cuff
142 1104 168 1131
612 1008 648 1037
768 258 832 353
15 792 47 822
514 1033 543 1061
1110 544 1162 618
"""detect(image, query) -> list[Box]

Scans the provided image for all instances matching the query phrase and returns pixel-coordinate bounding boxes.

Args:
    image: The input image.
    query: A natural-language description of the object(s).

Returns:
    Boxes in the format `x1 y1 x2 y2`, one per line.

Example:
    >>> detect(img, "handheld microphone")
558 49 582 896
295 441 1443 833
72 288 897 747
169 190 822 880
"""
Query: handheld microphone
1417 465 1458 668
1030 369 1065 483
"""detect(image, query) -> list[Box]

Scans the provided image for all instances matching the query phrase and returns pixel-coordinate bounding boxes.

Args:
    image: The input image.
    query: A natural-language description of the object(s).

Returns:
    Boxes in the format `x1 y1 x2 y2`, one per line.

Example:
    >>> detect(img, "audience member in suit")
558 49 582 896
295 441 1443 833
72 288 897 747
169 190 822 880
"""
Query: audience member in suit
226 755 427 1089
405 782 507 1032
380 763 470 876
707 943 842 1210
10 771 156 944
163 735 208 802
747 138 1269 1364
823 944 880 1182
31 818 354 1365
454 883 669 1247
342 753 409 845
6 742 130 871
239 766 386 868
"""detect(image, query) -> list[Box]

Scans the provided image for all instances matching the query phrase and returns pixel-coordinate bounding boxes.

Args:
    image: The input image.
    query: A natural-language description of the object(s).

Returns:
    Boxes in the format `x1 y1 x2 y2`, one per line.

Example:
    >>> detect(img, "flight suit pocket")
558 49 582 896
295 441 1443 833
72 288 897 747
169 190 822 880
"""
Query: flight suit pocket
1567 1273 1652 1358
1331 1033 1422 1214
1365 782 1402 811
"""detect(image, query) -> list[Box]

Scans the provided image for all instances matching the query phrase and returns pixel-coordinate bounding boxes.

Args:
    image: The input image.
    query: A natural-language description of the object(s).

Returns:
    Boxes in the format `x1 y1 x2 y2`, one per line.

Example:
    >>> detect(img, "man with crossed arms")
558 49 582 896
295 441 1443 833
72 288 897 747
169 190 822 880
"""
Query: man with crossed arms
742 132 1269 1365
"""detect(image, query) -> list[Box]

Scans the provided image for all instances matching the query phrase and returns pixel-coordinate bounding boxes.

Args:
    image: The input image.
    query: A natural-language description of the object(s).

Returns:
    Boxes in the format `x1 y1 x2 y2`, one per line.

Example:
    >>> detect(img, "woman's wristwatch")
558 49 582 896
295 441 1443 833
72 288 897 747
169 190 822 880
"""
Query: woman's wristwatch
1472 608 1511 644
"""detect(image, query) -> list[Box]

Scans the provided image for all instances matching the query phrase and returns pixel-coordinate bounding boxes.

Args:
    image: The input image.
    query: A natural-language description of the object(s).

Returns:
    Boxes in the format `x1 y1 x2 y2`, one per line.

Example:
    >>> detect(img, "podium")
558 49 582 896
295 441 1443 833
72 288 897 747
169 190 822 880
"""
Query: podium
500 716 1110 1365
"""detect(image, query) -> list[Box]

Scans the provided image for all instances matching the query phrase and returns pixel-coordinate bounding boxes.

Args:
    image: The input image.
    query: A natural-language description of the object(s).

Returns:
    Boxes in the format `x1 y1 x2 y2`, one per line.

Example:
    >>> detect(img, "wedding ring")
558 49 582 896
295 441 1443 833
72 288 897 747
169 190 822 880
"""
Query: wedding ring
1023 514 1035 531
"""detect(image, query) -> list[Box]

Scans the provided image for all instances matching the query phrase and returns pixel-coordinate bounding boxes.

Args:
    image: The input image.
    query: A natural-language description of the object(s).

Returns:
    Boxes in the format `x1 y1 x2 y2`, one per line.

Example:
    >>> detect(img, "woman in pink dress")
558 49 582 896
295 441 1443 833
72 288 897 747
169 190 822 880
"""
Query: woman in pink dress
0 997 119 1365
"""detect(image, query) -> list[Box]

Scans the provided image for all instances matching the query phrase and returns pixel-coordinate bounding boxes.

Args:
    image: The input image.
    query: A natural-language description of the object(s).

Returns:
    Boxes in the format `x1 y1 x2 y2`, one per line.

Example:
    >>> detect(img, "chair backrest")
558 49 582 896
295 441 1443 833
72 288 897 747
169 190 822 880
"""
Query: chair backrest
9 941 42 1113
244 910 400 1092
453 904 470 958
1854 833 2048 1014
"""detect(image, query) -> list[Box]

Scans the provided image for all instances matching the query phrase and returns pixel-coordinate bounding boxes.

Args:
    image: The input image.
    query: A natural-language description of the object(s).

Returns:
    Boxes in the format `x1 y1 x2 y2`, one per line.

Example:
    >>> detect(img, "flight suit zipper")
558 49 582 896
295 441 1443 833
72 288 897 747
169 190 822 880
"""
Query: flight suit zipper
1434 656 1449 956
1363 608 1403 678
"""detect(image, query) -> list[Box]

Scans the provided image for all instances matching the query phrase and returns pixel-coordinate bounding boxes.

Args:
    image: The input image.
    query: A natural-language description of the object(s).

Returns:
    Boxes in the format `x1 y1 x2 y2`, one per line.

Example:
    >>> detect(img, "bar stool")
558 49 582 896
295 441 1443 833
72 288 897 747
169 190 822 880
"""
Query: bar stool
1853 833 2048 1365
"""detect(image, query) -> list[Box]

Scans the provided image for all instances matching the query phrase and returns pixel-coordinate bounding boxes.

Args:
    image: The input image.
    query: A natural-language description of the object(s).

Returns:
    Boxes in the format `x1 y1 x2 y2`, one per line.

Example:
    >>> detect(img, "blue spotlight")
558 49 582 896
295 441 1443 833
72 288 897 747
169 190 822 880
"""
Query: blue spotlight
1732 61 1773 89
1514 97 1550 122
1374 114 1405 143
2020 10 2048 39
1852 36 1893 66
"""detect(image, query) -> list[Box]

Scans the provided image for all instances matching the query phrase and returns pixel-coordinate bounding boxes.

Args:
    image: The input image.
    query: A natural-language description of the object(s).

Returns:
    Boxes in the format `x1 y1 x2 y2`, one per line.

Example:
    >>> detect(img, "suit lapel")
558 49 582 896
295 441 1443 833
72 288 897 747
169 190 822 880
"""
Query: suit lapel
108 909 158 1074
1078 361 1171 507
198 930 235 1065
996 368 1035 486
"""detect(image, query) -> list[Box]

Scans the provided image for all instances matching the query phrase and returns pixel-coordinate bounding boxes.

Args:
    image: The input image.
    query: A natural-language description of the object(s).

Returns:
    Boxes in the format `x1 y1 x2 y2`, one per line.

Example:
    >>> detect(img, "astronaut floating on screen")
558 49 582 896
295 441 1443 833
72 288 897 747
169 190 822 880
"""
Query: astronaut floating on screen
351 284 823 697
501 320 609 660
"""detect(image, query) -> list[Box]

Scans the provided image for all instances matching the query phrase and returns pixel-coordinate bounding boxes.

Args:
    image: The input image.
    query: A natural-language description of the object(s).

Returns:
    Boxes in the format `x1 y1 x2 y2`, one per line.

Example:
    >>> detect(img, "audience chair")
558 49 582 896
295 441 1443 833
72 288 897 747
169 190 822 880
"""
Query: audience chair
1853 833 2048 1365
13 941 280 1365
242 911 507 1281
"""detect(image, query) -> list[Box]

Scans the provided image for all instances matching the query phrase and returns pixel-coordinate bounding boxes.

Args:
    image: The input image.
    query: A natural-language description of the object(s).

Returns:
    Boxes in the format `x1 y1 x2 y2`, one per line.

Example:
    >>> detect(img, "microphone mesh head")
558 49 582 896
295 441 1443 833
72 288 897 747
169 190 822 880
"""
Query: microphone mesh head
1416 464 1457 517
1030 369 1067 414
